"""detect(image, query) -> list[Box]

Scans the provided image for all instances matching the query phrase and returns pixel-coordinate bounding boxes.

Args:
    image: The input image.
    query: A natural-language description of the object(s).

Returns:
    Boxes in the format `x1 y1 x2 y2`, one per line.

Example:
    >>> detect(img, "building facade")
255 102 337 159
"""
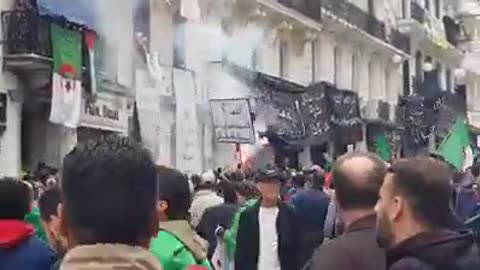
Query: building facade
0 0 136 177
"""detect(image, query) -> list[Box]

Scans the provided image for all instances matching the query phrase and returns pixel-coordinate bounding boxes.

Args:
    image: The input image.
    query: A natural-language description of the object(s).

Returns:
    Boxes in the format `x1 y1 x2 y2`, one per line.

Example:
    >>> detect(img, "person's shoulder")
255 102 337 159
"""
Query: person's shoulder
151 231 186 259
310 238 351 269
16 236 56 268
23 236 54 256
389 257 435 270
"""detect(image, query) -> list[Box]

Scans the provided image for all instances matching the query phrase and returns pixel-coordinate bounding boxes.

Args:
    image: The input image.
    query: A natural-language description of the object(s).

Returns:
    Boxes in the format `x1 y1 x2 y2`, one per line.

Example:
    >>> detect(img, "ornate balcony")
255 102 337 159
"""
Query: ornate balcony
278 0 321 22
390 29 411 54
1 10 52 73
322 0 386 41
398 2 426 36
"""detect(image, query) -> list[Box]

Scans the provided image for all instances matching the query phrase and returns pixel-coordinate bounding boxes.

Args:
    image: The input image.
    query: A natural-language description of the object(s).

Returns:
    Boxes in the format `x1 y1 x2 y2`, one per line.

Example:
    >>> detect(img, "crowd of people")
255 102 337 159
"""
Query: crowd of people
1 135 480 270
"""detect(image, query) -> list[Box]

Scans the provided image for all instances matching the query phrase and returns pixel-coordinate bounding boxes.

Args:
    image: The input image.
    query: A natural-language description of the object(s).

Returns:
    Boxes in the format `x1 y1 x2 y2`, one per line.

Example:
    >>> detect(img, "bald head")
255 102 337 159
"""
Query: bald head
333 152 387 211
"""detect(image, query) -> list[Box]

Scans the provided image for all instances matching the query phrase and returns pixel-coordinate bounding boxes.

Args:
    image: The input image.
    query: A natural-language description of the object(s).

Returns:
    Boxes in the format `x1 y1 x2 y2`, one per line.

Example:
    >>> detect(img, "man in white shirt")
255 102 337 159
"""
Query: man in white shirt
235 169 301 270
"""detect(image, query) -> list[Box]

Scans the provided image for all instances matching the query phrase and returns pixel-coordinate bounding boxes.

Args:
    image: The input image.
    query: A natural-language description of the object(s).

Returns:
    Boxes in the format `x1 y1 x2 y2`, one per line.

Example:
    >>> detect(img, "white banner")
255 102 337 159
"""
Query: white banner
174 68 202 174
210 99 255 144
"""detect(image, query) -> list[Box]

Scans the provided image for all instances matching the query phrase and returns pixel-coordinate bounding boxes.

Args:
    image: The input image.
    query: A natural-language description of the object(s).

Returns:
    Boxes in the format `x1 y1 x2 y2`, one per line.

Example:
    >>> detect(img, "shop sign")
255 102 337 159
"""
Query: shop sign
80 93 129 133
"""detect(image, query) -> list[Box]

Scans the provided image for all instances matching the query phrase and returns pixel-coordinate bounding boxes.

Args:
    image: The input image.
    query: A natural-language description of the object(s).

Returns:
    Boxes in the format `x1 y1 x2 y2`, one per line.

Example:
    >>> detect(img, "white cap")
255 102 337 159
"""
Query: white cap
201 170 216 184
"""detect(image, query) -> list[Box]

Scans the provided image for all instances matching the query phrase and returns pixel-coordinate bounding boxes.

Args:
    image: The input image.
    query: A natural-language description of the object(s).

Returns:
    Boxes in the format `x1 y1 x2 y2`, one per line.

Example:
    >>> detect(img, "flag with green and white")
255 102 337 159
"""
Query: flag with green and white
49 23 82 128
437 118 470 171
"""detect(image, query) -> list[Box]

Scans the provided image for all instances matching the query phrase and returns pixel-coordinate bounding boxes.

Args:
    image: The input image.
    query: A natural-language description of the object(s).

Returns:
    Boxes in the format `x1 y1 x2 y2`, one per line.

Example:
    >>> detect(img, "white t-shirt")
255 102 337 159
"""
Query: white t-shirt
258 206 281 270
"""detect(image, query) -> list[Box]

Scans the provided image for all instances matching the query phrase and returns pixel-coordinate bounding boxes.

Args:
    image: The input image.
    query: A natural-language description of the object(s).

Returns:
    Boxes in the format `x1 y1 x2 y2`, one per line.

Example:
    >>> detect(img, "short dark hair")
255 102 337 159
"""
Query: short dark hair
292 174 306 188
311 173 325 190
333 152 387 210
388 158 455 228
471 163 480 178
62 135 157 246
38 187 61 222
156 166 192 220
0 178 30 220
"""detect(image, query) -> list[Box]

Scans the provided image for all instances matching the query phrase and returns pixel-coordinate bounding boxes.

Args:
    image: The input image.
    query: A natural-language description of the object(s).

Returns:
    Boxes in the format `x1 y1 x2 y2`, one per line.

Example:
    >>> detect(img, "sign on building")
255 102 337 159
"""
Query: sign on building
210 98 255 144
80 93 129 133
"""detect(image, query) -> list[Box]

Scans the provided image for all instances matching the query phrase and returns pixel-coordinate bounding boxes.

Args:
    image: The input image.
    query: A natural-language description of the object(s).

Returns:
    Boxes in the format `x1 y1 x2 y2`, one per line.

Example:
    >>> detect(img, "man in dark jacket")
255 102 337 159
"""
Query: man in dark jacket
196 181 240 259
235 169 301 270
0 178 56 270
375 158 480 270
290 173 330 265
308 152 387 270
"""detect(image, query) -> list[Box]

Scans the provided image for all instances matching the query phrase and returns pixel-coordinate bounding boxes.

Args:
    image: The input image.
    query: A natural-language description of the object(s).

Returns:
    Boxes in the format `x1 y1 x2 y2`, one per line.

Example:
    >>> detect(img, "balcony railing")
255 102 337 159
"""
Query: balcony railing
390 29 411 54
323 0 386 41
1 10 52 58
411 2 425 24
278 0 321 21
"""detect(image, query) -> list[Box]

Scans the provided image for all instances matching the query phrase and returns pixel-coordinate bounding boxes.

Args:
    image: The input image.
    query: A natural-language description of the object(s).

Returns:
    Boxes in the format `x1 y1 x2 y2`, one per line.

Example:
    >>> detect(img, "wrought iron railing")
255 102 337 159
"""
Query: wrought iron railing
323 0 386 41
1 10 52 57
278 0 321 21
443 16 459 47
411 2 425 24
390 29 411 54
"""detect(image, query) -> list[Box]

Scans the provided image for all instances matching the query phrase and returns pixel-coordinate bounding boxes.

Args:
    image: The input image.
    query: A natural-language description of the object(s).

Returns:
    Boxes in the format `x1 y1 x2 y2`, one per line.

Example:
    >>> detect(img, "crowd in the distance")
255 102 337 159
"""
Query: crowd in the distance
1 135 480 270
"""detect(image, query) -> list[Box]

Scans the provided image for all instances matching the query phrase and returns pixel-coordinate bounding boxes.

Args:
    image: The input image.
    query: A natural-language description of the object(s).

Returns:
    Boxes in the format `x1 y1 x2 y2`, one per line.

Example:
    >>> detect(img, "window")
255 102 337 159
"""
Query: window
446 68 452 92
334 46 341 86
279 41 289 78
368 0 375 15
173 17 186 68
252 47 258 70
425 0 430 11
311 41 316 82
368 60 375 97
403 61 411 96
95 37 118 83
352 53 359 92
415 51 423 82
434 0 440 18
134 0 150 50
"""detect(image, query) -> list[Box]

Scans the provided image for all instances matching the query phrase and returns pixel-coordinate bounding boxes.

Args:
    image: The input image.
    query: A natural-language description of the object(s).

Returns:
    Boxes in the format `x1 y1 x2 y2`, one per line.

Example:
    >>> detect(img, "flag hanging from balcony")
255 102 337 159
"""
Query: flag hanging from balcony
49 23 83 128
84 31 97 95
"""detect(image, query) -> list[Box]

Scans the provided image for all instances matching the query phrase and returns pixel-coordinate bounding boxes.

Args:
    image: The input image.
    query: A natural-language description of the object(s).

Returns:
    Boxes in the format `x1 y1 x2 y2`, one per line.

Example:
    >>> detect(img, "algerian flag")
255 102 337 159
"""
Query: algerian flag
374 134 392 162
49 24 82 128
438 118 470 171
84 31 97 95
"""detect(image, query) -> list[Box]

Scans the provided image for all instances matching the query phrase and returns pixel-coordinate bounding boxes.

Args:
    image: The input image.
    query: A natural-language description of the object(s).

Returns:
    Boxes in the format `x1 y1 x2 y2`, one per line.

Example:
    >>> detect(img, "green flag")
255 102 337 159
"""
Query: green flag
374 134 392 161
438 118 470 170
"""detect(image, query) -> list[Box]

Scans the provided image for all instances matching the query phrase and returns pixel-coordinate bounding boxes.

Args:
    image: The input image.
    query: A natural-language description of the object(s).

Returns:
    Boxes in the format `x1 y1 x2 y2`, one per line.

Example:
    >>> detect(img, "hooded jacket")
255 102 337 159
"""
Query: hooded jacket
190 190 223 228
0 220 55 270
387 230 480 270
150 220 212 270
60 244 162 270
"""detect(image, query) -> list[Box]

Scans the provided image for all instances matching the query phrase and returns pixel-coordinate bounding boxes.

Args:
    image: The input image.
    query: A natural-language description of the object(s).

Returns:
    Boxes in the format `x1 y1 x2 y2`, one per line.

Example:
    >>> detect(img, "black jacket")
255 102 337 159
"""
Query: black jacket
235 201 301 270
196 203 239 259
387 230 480 270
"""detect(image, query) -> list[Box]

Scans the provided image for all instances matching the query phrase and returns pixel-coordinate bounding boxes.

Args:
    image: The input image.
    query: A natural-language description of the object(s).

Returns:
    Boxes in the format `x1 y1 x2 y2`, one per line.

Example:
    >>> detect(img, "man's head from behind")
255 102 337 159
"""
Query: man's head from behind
0 178 30 220
156 166 192 222
60 135 158 248
375 158 455 249
39 187 65 253
332 152 387 212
